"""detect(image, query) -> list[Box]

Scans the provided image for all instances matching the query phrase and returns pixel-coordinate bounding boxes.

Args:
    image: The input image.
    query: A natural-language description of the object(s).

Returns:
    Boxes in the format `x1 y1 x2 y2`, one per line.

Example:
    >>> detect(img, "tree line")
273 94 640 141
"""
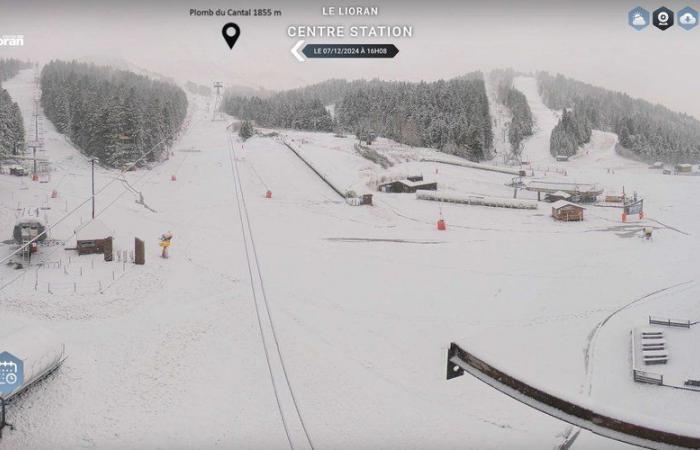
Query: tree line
222 92 334 132
491 69 533 154
538 71 700 163
185 81 212 97
0 58 29 157
223 74 493 161
41 60 188 168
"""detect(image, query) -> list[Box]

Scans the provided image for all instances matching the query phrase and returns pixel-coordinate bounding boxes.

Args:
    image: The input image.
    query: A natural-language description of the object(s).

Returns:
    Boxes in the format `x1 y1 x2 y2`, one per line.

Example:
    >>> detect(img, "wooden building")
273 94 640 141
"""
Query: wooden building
551 200 585 222
378 179 437 193
75 219 113 255
676 163 692 173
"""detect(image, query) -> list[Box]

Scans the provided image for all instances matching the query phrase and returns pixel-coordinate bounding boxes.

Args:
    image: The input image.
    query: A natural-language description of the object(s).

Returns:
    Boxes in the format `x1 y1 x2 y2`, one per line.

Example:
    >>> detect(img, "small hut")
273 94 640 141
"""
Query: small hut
551 200 585 222
555 155 570 162
377 179 438 193
75 219 113 255
676 163 692 174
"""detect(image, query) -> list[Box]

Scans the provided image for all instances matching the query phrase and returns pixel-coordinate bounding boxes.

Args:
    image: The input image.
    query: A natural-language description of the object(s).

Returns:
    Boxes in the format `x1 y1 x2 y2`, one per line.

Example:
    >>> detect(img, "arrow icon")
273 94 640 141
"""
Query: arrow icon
291 40 305 62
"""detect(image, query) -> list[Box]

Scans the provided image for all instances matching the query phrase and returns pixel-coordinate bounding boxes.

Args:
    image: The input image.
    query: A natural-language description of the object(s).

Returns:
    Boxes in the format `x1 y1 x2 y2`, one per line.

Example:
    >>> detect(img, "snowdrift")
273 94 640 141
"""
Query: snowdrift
0 326 65 400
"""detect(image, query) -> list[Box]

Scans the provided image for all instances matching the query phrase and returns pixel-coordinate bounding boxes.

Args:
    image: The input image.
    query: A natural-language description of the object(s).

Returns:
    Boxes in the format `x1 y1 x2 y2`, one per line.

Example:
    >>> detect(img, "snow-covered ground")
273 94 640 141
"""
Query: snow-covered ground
1 68 699 449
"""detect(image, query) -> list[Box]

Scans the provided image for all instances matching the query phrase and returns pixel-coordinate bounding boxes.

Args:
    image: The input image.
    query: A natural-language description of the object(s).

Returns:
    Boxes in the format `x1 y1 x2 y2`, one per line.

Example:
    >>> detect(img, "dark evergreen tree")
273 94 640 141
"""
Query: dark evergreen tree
41 60 187 168
239 120 254 140
222 73 494 161
0 59 30 156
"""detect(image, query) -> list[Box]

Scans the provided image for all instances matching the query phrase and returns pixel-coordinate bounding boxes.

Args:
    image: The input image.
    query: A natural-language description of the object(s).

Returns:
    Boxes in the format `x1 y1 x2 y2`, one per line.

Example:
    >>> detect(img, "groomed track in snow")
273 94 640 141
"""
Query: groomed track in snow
226 131 314 450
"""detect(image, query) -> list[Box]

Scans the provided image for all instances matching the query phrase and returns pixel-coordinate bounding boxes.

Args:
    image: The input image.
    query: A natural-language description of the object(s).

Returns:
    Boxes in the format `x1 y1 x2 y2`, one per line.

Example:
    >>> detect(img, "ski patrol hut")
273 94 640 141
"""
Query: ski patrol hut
377 178 437 193
75 219 113 255
551 200 585 222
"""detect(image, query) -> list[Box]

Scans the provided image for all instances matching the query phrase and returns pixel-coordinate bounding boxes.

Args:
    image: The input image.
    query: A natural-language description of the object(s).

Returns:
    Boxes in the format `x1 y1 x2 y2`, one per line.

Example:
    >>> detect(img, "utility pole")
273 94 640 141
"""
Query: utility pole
91 158 96 219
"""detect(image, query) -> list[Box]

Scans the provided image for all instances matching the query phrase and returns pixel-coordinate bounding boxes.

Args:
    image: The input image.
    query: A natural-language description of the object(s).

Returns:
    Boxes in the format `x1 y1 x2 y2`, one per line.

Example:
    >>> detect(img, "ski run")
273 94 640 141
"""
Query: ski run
1 67 700 450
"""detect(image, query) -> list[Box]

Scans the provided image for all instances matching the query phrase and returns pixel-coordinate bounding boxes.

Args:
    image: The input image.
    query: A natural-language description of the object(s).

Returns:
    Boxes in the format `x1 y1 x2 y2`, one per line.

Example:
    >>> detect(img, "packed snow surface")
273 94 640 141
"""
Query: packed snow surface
0 70 699 450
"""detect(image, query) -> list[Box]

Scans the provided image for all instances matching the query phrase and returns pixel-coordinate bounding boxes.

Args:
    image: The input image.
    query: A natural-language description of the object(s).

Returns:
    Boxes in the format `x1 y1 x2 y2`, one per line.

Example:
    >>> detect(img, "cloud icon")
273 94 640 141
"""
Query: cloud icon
632 13 647 26
680 12 697 26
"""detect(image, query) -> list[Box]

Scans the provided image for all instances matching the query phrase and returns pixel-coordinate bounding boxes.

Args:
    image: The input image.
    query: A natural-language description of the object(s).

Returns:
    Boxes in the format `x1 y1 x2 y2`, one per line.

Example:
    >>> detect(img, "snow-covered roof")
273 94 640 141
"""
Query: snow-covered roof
551 191 571 198
379 179 436 188
15 215 45 226
551 200 585 210
526 180 602 194
76 218 113 240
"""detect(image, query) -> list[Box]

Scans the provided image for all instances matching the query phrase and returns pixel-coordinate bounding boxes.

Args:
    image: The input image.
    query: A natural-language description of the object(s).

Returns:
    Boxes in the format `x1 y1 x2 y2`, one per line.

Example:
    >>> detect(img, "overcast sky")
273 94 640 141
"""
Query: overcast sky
1 0 699 118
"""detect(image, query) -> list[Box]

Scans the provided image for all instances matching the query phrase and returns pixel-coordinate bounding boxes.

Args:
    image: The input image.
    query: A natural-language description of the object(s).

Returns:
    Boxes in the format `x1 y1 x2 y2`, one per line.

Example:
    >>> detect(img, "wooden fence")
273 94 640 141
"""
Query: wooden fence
649 316 692 328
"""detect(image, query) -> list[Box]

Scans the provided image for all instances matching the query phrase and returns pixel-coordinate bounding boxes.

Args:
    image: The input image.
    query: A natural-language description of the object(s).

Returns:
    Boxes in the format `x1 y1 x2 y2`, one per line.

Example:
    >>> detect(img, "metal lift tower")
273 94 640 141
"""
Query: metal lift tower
212 82 224 121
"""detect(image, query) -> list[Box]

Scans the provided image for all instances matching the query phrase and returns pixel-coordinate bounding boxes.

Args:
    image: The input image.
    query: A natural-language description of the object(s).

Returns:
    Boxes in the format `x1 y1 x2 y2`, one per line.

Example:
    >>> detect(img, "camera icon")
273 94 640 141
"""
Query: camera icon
653 6 674 30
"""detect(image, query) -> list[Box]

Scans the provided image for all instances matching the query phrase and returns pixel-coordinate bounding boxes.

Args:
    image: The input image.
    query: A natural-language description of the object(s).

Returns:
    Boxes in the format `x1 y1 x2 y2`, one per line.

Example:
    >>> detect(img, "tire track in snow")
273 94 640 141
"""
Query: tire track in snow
226 132 315 450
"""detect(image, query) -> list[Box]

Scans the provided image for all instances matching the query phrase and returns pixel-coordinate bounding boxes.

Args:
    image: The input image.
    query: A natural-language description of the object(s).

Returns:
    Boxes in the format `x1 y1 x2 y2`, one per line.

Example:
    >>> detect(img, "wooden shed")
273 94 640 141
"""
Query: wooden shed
377 179 438 193
75 219 113 255
551 200 585 222
676 163 692 173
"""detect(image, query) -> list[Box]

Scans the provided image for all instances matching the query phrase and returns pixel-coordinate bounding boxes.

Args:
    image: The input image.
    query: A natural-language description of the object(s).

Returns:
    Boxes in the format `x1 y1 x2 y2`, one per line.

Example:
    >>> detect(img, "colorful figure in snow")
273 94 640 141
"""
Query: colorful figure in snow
159 231 173 258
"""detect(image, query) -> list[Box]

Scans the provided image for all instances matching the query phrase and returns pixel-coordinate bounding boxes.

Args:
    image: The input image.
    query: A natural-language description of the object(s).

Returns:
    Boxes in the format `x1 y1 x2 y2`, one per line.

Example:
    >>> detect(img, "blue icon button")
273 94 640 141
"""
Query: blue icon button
678 7 698 30
629 7 650 30
0 351 24 395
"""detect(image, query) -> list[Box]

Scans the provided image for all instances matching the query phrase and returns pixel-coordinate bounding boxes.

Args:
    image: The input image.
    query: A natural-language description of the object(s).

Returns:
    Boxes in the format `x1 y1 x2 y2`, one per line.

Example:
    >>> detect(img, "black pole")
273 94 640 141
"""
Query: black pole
91 159 95 219
32 146 37 177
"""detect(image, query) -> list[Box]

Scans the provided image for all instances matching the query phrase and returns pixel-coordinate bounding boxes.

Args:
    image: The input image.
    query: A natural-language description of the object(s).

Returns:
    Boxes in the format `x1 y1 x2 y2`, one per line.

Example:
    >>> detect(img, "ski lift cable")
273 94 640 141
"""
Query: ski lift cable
0 135 172 267
0 136 174 294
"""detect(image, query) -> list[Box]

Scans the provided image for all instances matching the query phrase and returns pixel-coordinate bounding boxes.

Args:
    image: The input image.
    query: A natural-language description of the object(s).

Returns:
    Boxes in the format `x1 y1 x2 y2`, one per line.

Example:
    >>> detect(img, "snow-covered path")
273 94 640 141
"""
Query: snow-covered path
513 76 559 165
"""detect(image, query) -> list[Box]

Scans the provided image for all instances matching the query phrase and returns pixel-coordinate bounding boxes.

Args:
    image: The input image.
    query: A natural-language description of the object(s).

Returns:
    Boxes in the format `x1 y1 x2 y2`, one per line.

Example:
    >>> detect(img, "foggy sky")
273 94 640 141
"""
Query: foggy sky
1 0 699 118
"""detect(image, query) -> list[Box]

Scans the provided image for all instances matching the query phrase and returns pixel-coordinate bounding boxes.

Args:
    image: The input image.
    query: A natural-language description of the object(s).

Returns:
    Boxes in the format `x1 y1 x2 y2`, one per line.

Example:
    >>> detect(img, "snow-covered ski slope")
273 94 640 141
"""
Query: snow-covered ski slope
513 75 560 165
1 68 700 449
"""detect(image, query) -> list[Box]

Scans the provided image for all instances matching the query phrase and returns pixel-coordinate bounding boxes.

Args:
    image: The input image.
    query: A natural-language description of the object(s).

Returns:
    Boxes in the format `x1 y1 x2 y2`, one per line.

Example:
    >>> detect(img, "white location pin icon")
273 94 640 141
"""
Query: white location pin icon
222 23 240 49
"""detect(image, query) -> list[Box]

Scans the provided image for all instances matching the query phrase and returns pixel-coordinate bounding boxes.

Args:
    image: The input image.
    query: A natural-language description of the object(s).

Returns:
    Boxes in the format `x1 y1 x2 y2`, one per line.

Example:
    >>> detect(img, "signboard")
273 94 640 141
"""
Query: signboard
624 199 643 215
